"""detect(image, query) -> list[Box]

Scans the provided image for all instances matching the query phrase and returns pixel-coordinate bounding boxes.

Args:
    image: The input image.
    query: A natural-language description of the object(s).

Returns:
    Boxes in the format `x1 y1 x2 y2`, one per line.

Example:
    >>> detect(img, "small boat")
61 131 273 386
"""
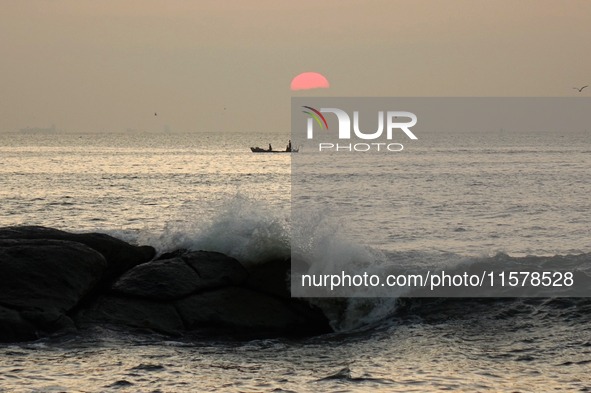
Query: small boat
250 146 299 153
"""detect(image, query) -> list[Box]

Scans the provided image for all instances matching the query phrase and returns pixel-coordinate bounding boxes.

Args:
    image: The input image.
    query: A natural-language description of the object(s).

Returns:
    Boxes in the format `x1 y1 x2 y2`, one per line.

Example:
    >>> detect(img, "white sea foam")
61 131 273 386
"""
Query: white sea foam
132 194 291 265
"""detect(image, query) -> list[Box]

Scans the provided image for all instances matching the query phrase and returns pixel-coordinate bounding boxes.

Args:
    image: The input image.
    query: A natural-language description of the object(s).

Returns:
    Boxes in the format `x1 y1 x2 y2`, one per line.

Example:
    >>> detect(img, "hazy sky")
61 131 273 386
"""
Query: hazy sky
1 0 590 133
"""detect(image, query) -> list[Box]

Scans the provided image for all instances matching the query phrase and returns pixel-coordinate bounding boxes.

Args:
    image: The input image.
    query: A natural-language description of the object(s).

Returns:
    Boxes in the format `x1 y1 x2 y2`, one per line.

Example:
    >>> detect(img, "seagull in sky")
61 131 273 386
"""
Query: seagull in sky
573 85 588 92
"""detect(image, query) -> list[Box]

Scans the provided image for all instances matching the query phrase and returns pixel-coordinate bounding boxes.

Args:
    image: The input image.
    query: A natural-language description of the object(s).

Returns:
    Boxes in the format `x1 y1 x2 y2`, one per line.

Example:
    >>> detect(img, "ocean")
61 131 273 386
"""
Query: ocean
0 130 590 392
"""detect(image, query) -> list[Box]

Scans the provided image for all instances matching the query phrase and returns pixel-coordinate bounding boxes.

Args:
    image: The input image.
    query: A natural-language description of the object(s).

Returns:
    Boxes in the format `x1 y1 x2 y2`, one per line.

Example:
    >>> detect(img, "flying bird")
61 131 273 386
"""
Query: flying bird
573 85 588 92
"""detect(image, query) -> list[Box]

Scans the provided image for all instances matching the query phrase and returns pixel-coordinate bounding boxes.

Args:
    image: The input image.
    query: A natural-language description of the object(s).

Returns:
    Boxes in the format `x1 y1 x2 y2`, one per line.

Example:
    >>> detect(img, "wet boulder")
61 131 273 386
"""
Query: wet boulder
76 296 185 335
246 258 291 299
111 258 202 300
0 305 37 343
0 238 107 342
112 251 248 300
82 250 331 337
180 251 249 288
0 226 332 341
0 226 156 281
176 286 332 336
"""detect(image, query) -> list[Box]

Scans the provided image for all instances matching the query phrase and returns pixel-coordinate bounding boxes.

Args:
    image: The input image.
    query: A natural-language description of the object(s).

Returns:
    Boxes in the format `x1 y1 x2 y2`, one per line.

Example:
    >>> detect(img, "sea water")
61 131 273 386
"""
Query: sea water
0 130 590 392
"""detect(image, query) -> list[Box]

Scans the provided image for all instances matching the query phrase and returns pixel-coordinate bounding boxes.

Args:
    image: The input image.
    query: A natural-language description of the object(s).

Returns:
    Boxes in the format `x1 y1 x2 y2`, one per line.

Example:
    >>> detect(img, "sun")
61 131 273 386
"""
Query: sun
290 72 330 91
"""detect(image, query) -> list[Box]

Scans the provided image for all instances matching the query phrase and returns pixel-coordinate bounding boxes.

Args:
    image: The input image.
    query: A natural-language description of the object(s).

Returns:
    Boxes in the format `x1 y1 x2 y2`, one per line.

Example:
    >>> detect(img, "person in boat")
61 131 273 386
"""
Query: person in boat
286 140 292 152
268 143 272 151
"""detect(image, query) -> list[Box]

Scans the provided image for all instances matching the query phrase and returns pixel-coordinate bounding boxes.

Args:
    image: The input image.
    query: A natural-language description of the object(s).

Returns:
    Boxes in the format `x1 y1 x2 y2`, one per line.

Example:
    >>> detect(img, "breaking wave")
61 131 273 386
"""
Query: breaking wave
105 195 591 333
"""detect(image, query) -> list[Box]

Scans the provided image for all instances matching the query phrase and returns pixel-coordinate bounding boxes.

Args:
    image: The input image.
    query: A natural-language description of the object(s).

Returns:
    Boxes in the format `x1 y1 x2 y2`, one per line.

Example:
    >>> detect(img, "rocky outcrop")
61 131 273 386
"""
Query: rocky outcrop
0 226 156 281
246 258 291 299
0 305 37 343
0 226 332 342
111 257 203 300
77 296 185 335
0 238 107 342
79 251 330 337
175 286 329 336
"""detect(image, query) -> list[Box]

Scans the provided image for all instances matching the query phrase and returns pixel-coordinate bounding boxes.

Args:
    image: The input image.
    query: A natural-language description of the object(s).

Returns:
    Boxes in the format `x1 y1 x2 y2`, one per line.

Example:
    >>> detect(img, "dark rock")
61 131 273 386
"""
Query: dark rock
0 305 37 343
0 227 332 341
0 226 156 281
111 252 250 300
0 238 107 342
0 239 107 313
76 296 184 335
105 252 331 337
247 258 291 299
181 251 248 287
20 309 77 333
175 286 331 336
112 258 201 300
156 249 189 261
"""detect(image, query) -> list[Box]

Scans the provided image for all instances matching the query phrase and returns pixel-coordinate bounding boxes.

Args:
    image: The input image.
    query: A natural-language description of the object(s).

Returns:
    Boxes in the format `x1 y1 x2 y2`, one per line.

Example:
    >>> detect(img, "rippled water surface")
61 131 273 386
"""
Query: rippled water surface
2 299 591 392
1 131 590 391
